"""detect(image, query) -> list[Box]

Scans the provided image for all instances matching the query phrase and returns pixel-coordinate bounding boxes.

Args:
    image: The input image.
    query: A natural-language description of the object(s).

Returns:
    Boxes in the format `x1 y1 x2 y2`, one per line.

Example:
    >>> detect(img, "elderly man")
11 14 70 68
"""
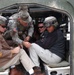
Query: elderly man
23 16 65 67
8 5 34 46
0 15 43 75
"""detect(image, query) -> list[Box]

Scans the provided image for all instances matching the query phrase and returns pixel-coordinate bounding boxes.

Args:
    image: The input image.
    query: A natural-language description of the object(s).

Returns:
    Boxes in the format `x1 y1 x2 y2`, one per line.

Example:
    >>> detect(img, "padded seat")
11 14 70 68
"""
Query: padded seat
45 60 69 68
44 61 70 75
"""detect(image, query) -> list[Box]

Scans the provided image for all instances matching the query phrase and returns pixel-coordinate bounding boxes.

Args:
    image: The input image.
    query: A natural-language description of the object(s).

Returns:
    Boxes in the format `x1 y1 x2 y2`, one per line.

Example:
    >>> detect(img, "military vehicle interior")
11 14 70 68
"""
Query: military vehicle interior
0 3 70 74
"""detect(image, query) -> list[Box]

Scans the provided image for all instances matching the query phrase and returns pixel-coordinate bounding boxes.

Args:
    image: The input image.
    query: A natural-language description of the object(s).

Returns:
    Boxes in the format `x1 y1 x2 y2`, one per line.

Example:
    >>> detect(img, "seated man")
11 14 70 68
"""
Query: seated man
37 22 46 39
23 16 65 67
33 22 46 42
0 15 44 75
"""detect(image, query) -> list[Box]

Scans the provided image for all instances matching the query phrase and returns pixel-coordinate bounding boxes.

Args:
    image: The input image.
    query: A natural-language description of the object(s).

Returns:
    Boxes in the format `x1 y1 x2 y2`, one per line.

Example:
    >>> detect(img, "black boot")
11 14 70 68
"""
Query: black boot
32 66 46 75
33 66 41 73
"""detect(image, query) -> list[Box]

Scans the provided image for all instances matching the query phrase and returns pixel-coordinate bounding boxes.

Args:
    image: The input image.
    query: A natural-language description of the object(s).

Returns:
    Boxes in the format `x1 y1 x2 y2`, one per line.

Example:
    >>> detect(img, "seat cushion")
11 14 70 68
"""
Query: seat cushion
46 61 70 68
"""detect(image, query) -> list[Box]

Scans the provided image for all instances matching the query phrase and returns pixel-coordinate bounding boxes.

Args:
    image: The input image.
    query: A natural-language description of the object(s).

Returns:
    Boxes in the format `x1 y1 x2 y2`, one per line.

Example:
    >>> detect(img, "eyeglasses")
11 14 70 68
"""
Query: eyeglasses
0 25 6 28
38 26 44 28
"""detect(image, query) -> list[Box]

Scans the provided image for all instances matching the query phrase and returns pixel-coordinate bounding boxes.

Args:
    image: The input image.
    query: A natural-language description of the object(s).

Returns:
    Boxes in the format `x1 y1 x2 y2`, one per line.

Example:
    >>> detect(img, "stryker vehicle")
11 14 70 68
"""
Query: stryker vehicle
0 0 74 75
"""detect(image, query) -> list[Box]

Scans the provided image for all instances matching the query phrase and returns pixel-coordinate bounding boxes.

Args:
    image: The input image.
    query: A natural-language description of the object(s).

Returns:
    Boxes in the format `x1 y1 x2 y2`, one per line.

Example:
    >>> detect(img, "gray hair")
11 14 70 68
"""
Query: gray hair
44 16 58 28
0 16 7 25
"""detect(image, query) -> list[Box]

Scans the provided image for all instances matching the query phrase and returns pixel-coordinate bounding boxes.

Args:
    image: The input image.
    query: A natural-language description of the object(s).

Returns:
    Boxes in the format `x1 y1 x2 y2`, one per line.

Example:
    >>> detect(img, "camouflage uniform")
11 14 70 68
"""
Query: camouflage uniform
8 6 34 45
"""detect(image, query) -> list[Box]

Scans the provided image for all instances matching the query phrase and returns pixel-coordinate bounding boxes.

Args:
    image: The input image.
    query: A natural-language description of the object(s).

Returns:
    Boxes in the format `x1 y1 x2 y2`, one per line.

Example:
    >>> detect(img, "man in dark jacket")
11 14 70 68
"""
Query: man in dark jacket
23 16 65 67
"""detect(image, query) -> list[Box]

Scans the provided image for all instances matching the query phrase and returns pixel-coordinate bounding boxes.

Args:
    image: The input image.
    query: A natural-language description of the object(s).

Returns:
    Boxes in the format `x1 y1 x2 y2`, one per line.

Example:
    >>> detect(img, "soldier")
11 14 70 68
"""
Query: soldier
8 5 34 47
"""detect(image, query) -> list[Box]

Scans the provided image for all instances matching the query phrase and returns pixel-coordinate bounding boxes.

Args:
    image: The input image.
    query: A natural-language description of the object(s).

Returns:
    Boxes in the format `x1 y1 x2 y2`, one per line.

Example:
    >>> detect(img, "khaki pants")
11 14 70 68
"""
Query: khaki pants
2 49 35 72
29 43 62 66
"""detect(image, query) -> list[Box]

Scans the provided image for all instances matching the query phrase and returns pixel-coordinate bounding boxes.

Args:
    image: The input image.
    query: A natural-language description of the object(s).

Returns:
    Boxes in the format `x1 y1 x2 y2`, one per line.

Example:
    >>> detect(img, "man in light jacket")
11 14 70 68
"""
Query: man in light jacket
0 15 43 75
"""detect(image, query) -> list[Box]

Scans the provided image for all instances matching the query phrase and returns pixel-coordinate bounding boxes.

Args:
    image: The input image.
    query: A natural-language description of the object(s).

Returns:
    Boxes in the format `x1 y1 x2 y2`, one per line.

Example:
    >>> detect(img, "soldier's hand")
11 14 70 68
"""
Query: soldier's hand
24 36 30 42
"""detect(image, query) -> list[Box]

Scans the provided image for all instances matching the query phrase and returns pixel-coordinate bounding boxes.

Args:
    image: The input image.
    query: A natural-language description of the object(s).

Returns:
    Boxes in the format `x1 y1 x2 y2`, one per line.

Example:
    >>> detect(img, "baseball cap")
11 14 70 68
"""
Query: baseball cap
44 16 58 28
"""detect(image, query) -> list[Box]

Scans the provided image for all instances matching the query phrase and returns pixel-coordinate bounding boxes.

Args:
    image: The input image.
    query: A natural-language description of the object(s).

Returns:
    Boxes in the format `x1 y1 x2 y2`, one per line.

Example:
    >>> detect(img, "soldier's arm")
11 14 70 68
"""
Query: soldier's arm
8 19 23 45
